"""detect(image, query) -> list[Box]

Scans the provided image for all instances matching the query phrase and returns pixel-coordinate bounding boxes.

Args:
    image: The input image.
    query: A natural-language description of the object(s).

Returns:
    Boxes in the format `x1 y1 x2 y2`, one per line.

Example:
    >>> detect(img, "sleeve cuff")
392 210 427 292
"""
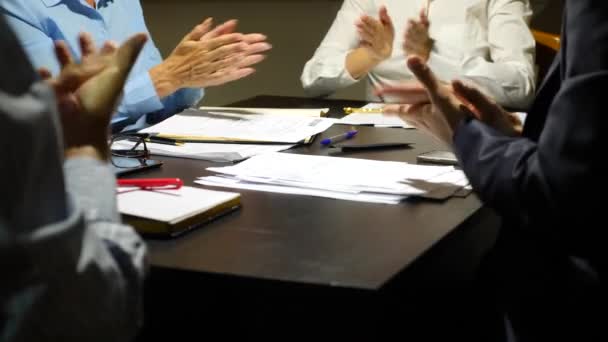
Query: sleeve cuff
63 157 120 223
114 72 165 125
301 49 360 96
144 87 205 125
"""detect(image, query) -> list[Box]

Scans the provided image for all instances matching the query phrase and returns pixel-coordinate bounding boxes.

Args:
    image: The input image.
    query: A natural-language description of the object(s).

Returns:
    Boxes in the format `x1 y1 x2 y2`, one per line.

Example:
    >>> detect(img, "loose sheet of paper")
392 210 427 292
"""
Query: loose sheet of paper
199 106 329 117
200 152 470 203
112 140 294 162
196 176 406 204
140 108 336 143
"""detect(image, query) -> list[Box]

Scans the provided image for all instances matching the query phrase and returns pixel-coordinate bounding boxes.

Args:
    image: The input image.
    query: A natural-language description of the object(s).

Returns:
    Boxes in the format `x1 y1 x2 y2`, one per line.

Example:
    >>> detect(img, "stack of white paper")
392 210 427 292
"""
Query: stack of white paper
338 103 414 129
140 108 336 143
198 106 329 117
112 140 294 163
196 152 471 204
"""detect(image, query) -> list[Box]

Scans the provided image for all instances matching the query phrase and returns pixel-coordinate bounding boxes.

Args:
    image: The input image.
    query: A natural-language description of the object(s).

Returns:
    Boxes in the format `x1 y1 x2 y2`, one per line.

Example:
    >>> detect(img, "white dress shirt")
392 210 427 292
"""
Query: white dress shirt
301 0 536 109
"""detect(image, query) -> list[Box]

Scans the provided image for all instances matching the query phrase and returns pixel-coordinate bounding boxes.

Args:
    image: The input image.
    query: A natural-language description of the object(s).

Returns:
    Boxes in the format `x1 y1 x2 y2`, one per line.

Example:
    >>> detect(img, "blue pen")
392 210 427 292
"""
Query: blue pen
320 130 358 146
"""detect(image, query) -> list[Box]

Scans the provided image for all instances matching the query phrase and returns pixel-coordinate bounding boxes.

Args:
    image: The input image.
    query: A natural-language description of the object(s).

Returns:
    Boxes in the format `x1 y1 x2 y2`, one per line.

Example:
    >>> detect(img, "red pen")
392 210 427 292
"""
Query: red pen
117 178 183 190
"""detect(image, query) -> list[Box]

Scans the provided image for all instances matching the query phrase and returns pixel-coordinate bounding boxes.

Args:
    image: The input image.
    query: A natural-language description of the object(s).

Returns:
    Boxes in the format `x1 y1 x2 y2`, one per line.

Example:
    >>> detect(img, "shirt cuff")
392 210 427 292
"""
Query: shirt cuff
113 72 165 128
302 50 360 96
63 157 120 223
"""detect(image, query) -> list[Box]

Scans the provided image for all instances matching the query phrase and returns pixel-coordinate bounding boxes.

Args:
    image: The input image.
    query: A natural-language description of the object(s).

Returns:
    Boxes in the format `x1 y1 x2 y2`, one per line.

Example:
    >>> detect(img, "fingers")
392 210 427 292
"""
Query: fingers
360 15 383 33
379 5 394 30
383 103 426 131
38 67 53 80
452 80 501 116
54 41 73 68
115 33 148 73
202 19 239 40
375 82 429 104
184 18 214 42
78 32 96 58
356 17 377 41
419 7 430 27
76 33 148 119
204 32 245 52
206 40 247 62
407 56 439 95
382 104 409 116
406 19 425 37
241 33 267 44
244 41 272 55
209 67 256 86
357 27 376 45
236 54 266 68
100 40 118 55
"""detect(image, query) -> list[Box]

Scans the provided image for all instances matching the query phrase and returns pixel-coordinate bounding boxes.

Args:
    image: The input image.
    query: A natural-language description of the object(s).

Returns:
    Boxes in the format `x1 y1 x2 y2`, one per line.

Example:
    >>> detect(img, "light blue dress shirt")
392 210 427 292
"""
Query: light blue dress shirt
1 0 204 131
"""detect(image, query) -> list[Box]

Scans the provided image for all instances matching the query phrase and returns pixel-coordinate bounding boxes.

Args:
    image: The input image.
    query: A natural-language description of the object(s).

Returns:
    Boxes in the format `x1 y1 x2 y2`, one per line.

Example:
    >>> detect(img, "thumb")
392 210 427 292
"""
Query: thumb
115 33 148 75
419 7 430 27
379 6 394 30
452 80 501 118
407 56 439 98
77 33 147 117
38 67 53 81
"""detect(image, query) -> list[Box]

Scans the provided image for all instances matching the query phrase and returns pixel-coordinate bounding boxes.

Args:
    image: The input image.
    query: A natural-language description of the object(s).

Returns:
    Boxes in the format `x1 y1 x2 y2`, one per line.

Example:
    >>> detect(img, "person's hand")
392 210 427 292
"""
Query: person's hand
379 57 521 145
451 80 523 136
150 18 271 97
374 79 451 104
403 7 433 62
42 32 147 159
375 76 522 136
381 57 470 145
356 6 395 63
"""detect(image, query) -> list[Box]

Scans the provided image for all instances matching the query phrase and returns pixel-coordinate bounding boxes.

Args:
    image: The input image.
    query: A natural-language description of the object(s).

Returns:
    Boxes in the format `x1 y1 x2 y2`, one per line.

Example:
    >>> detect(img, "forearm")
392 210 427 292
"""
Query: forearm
4 204 145 341
453 72 607 254
345 47 382 80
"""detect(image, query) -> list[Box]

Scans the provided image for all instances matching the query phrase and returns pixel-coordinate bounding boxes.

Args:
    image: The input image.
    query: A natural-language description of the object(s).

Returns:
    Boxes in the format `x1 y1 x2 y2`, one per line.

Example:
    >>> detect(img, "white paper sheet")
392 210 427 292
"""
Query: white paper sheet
140 108 336 143
203 152 469 201
199 106 329 117
112 140 294 162
195 176 406 205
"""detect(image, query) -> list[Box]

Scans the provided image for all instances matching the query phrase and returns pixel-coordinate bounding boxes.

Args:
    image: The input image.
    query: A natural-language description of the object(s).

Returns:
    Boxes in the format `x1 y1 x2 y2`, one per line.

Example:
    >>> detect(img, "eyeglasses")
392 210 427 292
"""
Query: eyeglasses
110 133 150 168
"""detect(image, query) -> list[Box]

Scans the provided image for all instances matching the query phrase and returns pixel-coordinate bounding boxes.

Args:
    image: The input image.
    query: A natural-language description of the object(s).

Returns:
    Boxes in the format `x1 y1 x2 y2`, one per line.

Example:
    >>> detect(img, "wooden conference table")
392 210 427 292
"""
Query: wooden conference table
134 95 501 339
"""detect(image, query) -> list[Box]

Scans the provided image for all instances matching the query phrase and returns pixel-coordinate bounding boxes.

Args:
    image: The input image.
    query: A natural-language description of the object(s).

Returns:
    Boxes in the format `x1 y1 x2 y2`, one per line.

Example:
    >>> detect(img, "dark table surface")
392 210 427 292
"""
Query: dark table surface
134 95 497 291
135 95 503 340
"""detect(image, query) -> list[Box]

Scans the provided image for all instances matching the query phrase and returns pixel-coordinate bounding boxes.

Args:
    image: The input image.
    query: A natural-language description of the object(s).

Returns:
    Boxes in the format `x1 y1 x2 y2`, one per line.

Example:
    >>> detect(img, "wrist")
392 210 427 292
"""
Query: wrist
65 144 109 162
369 48 390 65
423 39 434 62
150 62 181 98
63 125 109 161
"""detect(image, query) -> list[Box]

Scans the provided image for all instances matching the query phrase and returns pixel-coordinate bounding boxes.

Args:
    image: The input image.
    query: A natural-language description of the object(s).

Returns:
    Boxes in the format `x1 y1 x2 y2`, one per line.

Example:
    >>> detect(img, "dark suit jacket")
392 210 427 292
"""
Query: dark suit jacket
0 16 35 95
453 1 607 340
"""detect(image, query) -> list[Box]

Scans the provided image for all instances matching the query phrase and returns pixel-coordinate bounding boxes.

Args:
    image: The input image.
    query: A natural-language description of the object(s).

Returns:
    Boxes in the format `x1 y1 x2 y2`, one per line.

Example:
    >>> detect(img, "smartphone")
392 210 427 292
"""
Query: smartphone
417 150 458 165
